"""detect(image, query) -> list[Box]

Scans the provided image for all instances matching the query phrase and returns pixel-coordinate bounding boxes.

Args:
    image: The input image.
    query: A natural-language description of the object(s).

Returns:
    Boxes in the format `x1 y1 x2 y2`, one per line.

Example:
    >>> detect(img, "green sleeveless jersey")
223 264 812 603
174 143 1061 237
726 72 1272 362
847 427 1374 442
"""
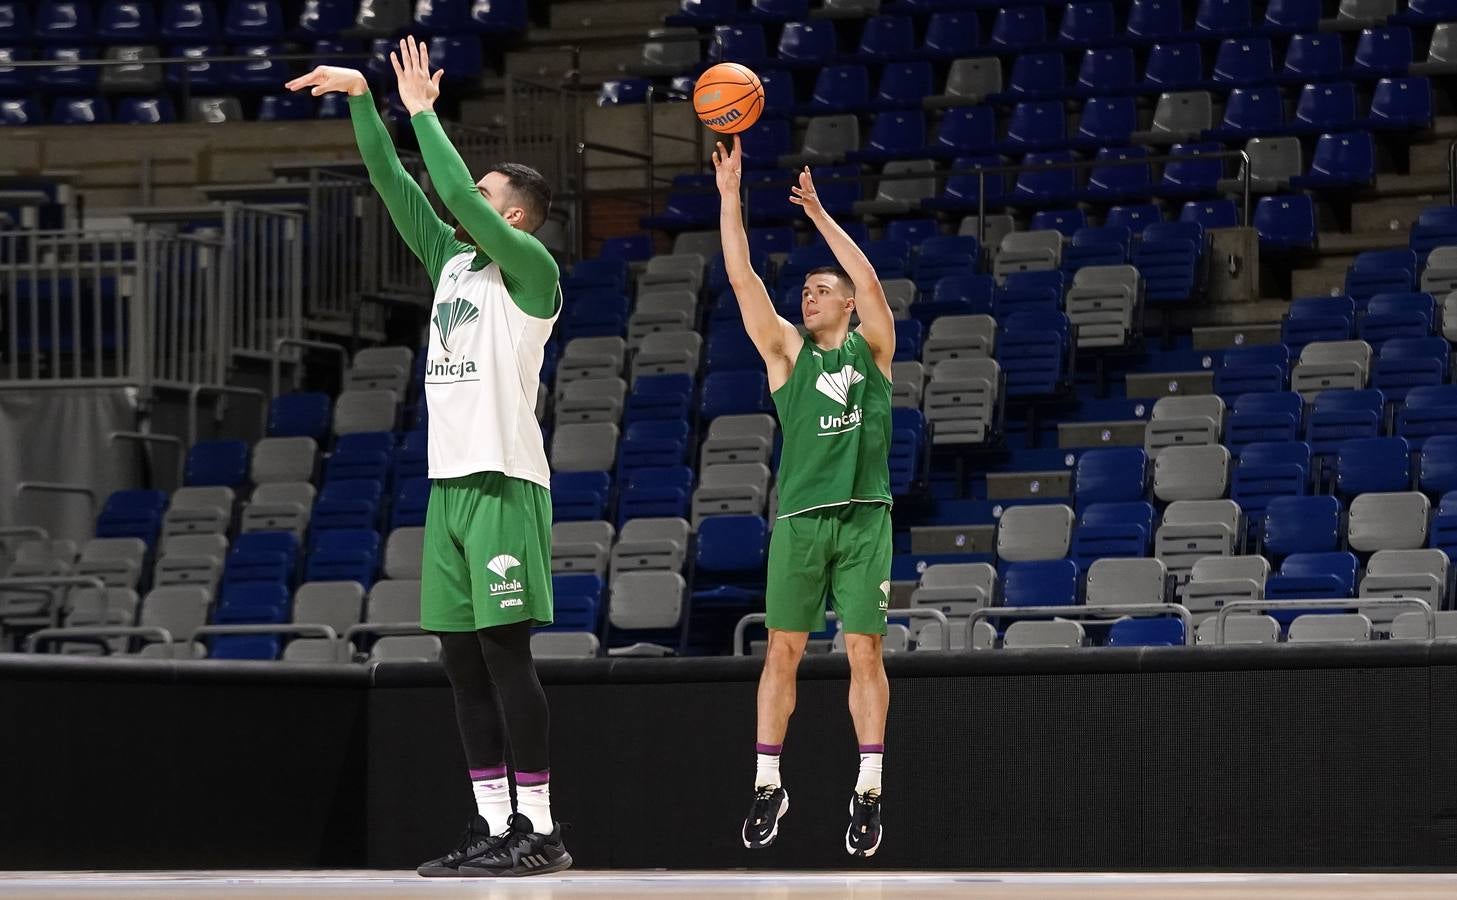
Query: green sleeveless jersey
770 330 893 519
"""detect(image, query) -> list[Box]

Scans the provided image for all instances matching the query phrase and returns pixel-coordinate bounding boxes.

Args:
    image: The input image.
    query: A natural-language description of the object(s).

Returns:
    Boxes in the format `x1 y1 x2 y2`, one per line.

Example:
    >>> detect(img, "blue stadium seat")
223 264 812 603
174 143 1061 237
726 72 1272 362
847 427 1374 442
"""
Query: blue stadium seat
618 465 693 524
641 174 717 230
1366 77 1432 130
1263 494 1342 558
551 471 611 522
1143 42 1204 91
546 574 601 633
1231 440 1311 526
208 634 281 660
223 531 299 589
1075 48 1136 96
776 20 836 67
231 44 289 89
706 328 761 372
1307 389 1385 456
225 0 282 38
617 420 690 477
1261 0 1320 33
1076 97 1138 148
757 69 794 118
997 311 1070 396
886 218 938 246
1205 86 1284 141
1127 0 1182 42
1133 221 1202 305
626 372 695 425
1181 200 1239 228
1225 392 1304 451
215 583 290 624
311 480 381 534
596 234 653 263
894 319 923 362
1006 52 1066 101
1011 150 1079 205
1336 435 1412 496
38 47 99 90
918 273 995 321
1003 103 1067 154
889 407 924 496
1107 617 1184 646
1409 206 1457 259
305 528 379 586
911 235 979 289
1031 209 1087 236
470 0 527 32
0 1 30 39
749 0 809 22
667 0 737 27
702 371 771 419
696 513 768 574
807 64 870 114
1195 0 1252 37
51 97 110 125
1393 0 1457 22
1002 560 1079 606
185 439 249 487
995 270 1064 318
928 106 997 159
429 35 484 80
395 429 428 481
921 155 1005 212
258 93 314 120
95 489 168 547
1419 436 1457 497
415 0 468 32
990 6 1046 50
709 24 768 67
746 171 798 225
35 0 95 41
161 0 220 38
848 110 927 162
874 61 933 109
165 44 224 91
1371 337 1450 402
1288 81 1358 134
1084 146 1151 201
98 0 157 39
1074 447 1150 508
1159 142 1224 198
1253 194 1316 251
1281 296 1356 348
1106 204 1163 232
855 14 914 63
1212 38 1275 87
1063 225 1132 271
1059 1 1115 46
561 291 628 340
325 432 394 487
1398 385 1457 446
1290 131 1376 189
1345 248 1416 301
1263 551 1359 622
268 394 331 442
298 0 353 35
1360 292 1437 344
922 12 978 59
738 119 793 168
0 46 32 92
1215 345 1290 397
1070 502 1156 571
1280 32 1344 84
1352 26 1412 79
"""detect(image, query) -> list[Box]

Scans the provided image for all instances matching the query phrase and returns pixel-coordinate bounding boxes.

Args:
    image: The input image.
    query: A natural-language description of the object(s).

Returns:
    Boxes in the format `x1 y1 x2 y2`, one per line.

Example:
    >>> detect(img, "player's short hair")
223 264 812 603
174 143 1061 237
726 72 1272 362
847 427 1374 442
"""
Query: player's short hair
488 162 552 233
804 265 855 297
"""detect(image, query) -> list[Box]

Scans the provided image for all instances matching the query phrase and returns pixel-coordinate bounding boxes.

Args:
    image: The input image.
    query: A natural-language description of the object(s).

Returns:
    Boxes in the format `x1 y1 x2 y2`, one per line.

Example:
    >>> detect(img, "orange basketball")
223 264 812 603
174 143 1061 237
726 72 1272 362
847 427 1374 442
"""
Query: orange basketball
694 62 765 134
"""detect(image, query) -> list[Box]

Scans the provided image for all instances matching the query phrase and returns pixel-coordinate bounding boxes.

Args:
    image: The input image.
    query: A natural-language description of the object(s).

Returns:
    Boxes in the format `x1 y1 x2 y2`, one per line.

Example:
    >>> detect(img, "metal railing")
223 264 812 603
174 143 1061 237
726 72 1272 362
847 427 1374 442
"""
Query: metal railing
1447 139 1457 205
1213 598 1436 644
220 204 305 364
0 574 109 628
967 603 1197 648
732 609 951 656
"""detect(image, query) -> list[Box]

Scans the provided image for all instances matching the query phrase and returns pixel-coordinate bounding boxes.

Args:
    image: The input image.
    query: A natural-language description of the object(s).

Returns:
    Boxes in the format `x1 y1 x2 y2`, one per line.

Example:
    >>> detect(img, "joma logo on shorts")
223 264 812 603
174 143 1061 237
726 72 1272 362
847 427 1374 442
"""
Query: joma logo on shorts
499 597 524 609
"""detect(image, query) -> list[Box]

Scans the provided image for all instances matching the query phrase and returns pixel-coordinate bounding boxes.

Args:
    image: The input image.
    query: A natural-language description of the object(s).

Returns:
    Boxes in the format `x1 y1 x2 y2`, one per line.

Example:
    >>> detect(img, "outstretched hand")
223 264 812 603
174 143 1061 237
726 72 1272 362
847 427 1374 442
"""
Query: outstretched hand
789 166 825 220
284 65 368 97
391 36 442 116
712 136 742 196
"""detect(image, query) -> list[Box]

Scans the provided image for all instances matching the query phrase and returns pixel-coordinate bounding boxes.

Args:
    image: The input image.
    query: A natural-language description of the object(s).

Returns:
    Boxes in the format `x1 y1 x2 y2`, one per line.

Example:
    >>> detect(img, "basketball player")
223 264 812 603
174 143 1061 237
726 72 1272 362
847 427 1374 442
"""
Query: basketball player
285 39 571 877
712 136 896 857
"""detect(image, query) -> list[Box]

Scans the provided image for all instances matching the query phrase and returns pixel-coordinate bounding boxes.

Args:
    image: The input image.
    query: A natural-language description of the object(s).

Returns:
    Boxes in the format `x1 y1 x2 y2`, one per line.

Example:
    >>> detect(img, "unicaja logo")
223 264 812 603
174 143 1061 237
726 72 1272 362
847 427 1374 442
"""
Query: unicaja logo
815 365 864 406
487 553 523 601
433 297 479 354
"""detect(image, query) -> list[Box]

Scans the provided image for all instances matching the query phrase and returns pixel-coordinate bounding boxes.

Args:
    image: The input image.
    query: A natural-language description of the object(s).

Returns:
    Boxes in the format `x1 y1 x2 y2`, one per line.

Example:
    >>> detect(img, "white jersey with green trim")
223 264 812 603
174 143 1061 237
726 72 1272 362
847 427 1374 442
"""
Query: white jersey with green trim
423 251 558 488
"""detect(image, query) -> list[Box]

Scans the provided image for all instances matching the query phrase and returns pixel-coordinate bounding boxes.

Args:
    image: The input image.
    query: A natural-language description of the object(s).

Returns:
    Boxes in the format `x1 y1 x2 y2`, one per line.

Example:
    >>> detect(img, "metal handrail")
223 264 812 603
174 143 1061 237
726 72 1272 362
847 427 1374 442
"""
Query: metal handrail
342 621 427 650
271 337 349 398
1214 597 1435 644
6 52 371 68
968 603 1196 648
109 431 185 488
732 608 951 656
0 574 109 628
1447 139 1457 205
0 526 50 544
25 625 175 653
15 482 97 518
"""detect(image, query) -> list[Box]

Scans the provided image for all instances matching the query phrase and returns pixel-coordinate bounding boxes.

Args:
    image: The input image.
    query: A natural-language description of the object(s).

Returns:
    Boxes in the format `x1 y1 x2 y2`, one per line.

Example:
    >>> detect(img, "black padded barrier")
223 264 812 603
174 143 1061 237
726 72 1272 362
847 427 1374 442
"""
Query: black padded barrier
5 644 1457 870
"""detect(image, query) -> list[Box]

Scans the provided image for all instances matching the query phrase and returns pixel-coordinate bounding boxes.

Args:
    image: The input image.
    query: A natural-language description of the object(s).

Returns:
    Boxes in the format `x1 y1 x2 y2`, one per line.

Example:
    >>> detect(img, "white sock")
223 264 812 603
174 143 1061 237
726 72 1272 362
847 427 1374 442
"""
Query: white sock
855 746 883 797
516 772 554 834
470 769 511 834
754 742 783 789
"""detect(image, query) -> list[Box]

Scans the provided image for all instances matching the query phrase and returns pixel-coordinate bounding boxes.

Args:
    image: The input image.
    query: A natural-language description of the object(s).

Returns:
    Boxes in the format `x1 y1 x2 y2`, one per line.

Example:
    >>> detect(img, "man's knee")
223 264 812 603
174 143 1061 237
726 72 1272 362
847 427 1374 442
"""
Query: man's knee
843 633 884 670
763 631 808 674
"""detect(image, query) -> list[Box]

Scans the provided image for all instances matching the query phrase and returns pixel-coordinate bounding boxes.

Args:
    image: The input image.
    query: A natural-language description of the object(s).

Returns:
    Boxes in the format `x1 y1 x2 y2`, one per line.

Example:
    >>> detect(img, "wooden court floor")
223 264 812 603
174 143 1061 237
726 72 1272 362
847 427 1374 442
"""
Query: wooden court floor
1 871 1455 898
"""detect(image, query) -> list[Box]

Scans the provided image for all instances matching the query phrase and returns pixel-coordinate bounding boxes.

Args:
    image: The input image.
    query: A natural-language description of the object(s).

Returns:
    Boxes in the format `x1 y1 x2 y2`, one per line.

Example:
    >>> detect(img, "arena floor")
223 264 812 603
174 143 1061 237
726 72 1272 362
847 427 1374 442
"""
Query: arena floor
1 871 1455 898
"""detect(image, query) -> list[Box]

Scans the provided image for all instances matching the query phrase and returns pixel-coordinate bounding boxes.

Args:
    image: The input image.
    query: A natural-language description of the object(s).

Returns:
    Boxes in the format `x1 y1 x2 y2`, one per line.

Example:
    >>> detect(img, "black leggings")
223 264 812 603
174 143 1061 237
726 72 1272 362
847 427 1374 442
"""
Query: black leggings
437 622 550 773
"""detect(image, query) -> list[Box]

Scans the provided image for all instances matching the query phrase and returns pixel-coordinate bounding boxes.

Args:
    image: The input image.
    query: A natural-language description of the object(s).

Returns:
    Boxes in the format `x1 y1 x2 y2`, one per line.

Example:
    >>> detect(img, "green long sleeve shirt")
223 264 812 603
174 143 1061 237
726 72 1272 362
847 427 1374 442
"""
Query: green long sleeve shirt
347 92 559 318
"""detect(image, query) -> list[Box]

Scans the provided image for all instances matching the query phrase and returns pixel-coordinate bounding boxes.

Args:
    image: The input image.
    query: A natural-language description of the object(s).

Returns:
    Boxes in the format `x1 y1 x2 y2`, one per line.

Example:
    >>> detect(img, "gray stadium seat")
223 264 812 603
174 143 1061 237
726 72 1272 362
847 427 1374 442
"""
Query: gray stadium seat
367 578 421 624
346 346 412 395
189 97 245 123
1196 613 1280 644
1360 548 1450 612
628 292 696 346
691 462 771 523
923 358 999 445
632 331 703 380
609 571 686 631
59 586 141 654
1446 292 1457 343
250 436 318 485
882 279 916 320
99 45 162 93
1348 492 1430 552
636 27 701 76
700 414 776 468
283 640 345 663
1145 395 1225 458
352 0 411 35
0 543 74 620
1291 340 1372 398
1413 22 1457 73
383 527 425 580
153 534 228 589
892 360 925 408
922 315 996 366
924 57 1002 108
1066 265 1140 349
1288 613 1372 643
637 255 705 295
133 585 212 654
333 389 398 435
12 539 77 565
552 521 615 577
241 482 315 537
611 517 692 575
833 623 911 653
1132 91 1213 144
914 618 996 651
780 115 861 166
531 631 601 658
1153 444 1231 502
672 231 720 258
555 377 627 426
854 160 937 216
552 422 620 472
1420 246 1457 294
996 504 1074 561
75 538 148 589
1182 555 1268 617
1155 500 1242 584
1222 137 1301 194
911 563 998 649
994 230 1062 281
286 581 366 662
1326 0 1396 29
369 634 441 662
1086 558 1168 607
162 486 234 537
1391 610 1457 639
1003 619 1086 649
557 337 626 385
959 214 1015 252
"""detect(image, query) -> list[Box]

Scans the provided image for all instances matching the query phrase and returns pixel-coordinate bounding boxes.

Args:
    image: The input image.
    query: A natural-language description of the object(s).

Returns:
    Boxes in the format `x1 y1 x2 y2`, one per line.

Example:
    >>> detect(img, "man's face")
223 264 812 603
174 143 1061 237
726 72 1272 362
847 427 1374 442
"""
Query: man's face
801 272 854 334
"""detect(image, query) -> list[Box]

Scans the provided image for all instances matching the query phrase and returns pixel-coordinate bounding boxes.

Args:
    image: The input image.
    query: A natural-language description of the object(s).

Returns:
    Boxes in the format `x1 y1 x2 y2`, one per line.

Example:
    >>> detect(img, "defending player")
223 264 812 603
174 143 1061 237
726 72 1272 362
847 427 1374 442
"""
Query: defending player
286 39 570 877
712 136 896 857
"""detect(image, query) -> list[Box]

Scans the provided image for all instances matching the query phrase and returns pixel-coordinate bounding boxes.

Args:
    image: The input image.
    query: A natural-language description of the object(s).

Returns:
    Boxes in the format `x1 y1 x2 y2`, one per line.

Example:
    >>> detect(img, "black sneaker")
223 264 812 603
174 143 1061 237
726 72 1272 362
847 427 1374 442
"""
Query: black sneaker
845 791 882 858
459 813 573 877
741 785 789 849
416 814 504 877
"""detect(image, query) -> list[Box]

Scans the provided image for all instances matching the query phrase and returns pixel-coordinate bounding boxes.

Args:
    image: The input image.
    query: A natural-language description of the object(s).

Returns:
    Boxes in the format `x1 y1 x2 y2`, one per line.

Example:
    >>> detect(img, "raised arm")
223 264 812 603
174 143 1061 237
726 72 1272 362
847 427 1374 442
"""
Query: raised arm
286 65 464 288
714 136 801 390
791 167 895 377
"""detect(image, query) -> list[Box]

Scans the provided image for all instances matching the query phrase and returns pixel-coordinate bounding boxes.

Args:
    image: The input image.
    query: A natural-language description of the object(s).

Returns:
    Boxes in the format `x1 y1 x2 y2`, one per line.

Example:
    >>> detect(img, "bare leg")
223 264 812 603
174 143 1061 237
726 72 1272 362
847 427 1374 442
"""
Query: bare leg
756 629 809 744
843 633 888 746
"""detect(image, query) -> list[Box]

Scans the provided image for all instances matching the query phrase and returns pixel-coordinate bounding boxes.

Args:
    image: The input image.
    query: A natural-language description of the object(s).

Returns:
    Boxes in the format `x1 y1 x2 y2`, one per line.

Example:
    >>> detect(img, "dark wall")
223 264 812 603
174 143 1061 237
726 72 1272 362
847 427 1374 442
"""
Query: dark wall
6 645 1457 870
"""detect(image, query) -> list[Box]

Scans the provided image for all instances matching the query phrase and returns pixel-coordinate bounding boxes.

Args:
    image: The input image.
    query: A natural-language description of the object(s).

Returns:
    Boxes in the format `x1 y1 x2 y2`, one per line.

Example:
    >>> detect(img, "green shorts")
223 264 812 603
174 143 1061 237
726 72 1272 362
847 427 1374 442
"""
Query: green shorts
420 471 554 632
765 501 892 635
